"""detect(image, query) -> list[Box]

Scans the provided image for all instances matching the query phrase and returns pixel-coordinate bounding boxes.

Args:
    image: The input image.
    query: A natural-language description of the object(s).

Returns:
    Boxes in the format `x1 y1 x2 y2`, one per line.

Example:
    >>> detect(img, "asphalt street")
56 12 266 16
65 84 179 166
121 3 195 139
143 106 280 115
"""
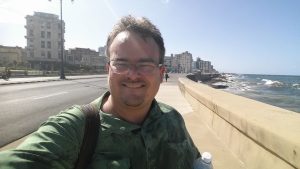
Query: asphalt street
0 77 108 147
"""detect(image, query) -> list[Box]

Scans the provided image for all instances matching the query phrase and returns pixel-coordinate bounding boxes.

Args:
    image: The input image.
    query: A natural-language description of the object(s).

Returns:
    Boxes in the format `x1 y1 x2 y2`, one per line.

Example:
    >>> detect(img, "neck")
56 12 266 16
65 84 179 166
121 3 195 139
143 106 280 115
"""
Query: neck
101 95 151 124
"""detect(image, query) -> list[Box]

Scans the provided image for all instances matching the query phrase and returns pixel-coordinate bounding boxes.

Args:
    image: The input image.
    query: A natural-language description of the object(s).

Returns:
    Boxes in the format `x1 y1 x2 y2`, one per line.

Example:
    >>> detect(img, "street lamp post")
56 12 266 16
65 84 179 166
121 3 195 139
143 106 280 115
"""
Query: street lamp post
49 0 70 79
59 0 65 79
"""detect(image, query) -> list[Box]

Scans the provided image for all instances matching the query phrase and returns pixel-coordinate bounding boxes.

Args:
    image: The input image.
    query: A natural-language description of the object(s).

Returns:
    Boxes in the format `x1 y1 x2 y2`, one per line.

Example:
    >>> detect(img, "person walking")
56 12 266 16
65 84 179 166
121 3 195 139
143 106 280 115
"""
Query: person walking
0 15 201 169
165 72 169 82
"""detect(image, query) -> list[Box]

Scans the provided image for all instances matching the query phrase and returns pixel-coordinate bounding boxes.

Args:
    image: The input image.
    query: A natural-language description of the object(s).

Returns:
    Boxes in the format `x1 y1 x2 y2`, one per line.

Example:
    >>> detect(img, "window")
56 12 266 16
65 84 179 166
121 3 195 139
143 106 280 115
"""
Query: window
30 52 34 57
41 41 45 48
46 22 51 29
47 32 51 38
47 41 51 49
41 31 45 38
47 51 51 59
41 51 45 57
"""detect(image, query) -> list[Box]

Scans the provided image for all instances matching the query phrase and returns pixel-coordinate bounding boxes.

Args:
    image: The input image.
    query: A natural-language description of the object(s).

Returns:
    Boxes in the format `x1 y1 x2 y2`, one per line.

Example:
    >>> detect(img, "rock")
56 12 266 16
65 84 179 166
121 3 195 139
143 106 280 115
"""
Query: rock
210 82 229 89
186 73 198 82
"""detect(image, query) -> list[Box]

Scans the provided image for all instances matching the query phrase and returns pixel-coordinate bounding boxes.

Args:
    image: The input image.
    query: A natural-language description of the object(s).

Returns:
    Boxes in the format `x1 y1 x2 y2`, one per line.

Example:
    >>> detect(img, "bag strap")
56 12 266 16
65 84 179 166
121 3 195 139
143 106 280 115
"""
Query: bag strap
74 103 100 169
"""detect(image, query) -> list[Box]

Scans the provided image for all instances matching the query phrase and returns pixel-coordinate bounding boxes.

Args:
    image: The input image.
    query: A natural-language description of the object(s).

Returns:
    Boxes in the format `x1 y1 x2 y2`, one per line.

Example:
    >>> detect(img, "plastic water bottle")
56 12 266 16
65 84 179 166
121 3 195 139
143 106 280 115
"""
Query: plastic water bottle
193 152 213 169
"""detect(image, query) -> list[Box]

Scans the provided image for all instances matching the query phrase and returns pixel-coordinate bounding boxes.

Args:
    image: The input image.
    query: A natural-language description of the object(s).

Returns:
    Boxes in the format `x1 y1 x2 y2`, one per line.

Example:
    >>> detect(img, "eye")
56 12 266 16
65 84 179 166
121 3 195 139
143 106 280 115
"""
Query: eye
111 62 129 70
113 62 125 66
138 63 156 71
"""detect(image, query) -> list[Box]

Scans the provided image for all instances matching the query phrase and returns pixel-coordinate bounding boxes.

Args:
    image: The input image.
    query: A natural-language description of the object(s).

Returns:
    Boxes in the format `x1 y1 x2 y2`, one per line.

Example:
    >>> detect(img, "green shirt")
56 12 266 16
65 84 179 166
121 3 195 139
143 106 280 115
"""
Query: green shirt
0 91 200 169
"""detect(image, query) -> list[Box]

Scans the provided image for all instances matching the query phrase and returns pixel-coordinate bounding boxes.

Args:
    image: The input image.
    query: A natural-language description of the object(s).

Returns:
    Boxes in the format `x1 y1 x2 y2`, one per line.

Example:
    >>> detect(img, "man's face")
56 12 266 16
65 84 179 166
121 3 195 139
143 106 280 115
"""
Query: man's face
107 31 164 108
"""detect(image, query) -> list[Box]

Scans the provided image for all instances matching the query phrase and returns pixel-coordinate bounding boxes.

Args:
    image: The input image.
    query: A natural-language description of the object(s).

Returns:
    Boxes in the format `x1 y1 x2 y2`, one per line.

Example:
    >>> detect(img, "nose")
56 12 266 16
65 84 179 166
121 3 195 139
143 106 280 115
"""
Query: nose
126 65 141 78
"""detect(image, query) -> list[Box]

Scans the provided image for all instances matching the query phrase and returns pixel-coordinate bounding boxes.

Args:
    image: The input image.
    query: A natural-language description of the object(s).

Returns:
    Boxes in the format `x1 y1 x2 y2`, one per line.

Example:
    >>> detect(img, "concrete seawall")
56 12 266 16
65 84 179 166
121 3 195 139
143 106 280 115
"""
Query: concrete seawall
179 78 300 169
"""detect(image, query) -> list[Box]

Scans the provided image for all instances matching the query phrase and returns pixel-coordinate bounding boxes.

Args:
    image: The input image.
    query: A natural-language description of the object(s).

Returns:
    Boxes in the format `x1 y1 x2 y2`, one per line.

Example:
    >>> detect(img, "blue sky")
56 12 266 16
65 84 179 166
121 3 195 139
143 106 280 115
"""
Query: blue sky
0 0 299 75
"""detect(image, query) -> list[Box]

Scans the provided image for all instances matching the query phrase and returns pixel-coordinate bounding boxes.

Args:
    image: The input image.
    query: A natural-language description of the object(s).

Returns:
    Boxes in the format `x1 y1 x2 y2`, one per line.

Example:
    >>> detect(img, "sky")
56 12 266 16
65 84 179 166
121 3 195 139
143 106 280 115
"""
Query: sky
0 0 299 75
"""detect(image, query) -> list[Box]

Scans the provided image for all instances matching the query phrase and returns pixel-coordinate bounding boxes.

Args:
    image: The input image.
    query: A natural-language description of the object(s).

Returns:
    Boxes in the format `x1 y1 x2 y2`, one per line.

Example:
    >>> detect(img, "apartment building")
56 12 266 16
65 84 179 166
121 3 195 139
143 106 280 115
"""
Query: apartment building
98 46 106 56
163 56 172 72
25 12 64 70
170 51 193 73
195 57 218 73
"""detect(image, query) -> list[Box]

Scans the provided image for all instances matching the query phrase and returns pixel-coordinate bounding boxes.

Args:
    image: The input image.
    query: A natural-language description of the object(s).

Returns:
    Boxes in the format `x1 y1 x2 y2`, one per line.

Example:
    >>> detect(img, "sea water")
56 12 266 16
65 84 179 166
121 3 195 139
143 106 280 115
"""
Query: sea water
222 74 300 113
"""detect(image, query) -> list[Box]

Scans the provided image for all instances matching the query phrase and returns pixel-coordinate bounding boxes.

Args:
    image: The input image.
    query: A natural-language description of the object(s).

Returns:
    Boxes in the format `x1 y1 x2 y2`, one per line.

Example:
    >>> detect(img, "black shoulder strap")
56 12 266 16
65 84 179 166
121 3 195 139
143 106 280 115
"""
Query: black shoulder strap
74 103 100 169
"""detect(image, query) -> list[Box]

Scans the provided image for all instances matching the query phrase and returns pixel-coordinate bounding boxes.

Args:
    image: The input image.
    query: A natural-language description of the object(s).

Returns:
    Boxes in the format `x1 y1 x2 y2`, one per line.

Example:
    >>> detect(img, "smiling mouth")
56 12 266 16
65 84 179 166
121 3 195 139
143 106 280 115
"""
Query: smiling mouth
122 82 145 88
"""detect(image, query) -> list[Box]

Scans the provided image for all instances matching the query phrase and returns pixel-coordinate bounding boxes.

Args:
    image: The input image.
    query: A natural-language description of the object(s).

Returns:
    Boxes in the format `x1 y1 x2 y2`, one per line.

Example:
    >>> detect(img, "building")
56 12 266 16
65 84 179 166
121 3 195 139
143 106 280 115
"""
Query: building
66 48 106 71
25 12 64 70
98 46 106 56
195 57 218 74
163 56 172 72
170 51 193 73
0 45 26 68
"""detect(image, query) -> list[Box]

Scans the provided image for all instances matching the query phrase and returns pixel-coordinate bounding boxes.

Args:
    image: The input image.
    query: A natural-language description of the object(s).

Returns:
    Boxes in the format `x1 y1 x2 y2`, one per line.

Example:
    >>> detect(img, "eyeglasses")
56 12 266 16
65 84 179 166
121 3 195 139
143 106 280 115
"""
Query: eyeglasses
108 60 162 75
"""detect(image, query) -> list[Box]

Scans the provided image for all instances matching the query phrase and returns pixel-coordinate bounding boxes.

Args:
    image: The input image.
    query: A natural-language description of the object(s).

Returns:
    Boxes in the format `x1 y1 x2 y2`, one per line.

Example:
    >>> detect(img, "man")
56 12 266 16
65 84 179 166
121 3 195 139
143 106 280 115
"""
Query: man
165 72 169 82
0 15 200 169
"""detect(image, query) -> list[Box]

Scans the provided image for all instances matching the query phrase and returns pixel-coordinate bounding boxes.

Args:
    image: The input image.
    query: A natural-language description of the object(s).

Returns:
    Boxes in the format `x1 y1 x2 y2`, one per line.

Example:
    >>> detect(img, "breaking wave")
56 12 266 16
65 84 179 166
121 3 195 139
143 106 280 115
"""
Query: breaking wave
262 79 284 87
221 74 300 113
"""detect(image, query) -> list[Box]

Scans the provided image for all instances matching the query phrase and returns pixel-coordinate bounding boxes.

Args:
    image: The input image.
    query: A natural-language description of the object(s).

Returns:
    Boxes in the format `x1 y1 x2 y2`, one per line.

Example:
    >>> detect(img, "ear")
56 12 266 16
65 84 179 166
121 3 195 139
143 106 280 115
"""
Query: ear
105 63 110 73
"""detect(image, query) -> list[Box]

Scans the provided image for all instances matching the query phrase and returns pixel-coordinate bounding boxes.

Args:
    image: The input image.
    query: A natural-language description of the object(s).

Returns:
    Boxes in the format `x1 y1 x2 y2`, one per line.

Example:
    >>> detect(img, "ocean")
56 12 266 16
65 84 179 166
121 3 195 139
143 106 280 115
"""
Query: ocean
222 74 300 113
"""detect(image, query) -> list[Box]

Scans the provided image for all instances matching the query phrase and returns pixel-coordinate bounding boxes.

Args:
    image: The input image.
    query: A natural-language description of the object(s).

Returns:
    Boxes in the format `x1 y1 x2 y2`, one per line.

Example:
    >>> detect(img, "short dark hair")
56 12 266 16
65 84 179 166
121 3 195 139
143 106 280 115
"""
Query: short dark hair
106 15 165 64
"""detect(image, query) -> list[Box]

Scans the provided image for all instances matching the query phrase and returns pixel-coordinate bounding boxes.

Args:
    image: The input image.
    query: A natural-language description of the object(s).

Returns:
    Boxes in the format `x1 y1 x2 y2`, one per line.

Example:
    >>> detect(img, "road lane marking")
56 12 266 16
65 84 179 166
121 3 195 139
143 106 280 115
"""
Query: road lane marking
2 97 33 104
32 92 68 100
2 91 69 104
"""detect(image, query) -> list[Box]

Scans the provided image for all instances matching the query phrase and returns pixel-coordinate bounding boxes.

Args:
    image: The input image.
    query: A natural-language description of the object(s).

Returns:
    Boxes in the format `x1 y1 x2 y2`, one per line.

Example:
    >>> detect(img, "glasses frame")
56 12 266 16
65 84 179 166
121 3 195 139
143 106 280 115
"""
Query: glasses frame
108 60 163 75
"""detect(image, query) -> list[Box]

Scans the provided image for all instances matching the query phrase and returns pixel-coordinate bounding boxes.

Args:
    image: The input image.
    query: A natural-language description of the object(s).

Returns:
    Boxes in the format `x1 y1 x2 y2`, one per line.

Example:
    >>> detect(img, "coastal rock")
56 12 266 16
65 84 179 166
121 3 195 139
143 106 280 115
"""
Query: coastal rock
186 73 198 82
210 82 229 89
187 72 230 89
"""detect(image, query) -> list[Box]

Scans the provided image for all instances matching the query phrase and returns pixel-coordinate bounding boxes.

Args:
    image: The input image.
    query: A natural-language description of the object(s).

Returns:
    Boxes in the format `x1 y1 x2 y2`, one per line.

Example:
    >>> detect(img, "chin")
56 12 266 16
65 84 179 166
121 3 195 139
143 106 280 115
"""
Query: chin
123 98 145 107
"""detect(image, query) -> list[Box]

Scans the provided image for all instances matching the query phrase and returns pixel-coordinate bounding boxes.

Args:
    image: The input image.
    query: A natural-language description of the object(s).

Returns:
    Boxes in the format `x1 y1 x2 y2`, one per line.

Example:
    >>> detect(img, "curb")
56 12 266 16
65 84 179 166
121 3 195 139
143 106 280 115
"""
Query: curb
0 75 107 86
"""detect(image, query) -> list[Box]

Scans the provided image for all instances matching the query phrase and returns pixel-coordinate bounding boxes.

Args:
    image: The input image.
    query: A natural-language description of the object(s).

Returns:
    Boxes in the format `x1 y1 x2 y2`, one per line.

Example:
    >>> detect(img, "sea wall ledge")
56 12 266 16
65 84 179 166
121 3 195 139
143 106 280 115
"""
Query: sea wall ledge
178 78 300 169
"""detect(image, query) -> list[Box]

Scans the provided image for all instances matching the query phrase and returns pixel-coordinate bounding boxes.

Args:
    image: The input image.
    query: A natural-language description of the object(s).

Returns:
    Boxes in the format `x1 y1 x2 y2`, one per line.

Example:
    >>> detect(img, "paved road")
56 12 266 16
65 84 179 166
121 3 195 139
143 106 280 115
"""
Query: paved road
0 77 108 147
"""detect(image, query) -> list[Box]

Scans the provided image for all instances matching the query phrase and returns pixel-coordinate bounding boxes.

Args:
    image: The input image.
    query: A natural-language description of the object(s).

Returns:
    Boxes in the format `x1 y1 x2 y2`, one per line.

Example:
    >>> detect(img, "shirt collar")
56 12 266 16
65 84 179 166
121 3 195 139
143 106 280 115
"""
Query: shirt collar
98 91 163 133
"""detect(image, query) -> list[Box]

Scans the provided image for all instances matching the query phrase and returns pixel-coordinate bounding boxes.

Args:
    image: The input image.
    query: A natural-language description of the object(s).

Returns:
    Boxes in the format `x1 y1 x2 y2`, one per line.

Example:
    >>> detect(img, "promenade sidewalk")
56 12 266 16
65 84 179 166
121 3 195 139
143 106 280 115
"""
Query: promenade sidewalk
1 74 244 168
157 74 245 169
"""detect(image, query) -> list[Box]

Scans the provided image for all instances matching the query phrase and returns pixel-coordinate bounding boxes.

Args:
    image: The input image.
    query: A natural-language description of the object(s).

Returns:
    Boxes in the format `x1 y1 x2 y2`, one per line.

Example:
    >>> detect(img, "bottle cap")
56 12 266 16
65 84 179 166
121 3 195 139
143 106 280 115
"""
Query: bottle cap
201 152 212 163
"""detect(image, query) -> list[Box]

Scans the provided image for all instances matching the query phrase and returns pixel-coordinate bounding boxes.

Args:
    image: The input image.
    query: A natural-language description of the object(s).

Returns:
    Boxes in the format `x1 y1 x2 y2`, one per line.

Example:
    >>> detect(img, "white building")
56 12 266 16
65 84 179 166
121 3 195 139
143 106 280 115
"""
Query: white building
25 12 64 70
163 56 172 72
98 46 106 56
171 51 193 73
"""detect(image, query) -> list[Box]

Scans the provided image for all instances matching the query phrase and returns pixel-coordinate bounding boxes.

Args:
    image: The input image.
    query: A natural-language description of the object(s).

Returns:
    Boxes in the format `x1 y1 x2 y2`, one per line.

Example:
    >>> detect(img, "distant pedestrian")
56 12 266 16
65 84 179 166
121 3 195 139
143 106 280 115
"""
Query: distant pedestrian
165 72 169 82
6 68 11 79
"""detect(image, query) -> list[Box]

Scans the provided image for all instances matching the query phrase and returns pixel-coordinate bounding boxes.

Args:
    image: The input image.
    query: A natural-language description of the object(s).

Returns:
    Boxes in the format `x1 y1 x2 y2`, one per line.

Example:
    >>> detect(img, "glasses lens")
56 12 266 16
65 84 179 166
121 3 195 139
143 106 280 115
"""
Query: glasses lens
109 61 160 75
137 63 157 74
110 61 129 74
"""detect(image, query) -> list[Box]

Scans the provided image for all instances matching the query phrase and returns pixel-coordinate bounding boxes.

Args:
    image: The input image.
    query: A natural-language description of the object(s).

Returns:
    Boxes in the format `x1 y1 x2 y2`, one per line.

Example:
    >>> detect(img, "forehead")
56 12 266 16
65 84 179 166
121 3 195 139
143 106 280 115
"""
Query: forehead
109 31 160 62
